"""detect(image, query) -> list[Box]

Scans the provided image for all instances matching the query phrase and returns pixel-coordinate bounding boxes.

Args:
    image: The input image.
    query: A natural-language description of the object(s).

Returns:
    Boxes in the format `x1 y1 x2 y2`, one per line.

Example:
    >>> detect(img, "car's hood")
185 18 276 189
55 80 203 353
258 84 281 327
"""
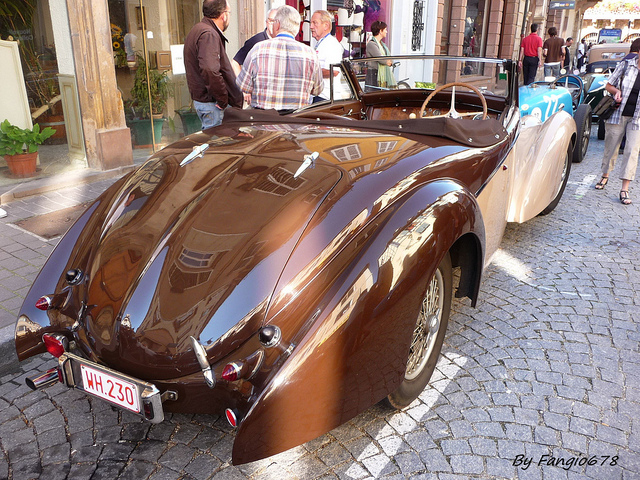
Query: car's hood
74 133 341 379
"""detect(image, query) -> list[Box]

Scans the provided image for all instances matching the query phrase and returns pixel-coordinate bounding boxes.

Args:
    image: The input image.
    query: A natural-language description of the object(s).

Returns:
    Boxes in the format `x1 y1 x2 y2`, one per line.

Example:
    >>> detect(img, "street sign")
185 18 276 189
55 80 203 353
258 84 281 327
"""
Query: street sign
598 29 622 43
549 0 575 9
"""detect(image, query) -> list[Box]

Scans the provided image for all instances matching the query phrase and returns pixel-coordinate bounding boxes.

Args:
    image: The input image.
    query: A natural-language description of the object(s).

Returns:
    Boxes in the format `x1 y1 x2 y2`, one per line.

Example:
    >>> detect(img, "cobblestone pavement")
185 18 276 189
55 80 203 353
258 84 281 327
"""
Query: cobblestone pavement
0 127 638 479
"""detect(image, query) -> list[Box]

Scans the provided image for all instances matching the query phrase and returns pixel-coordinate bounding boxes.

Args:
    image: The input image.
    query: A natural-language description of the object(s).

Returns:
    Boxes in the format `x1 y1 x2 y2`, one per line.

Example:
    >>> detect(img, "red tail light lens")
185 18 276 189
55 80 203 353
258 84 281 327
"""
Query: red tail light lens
35 296 52 311
225 408 238 427
43 334 65 358
221 362 242 382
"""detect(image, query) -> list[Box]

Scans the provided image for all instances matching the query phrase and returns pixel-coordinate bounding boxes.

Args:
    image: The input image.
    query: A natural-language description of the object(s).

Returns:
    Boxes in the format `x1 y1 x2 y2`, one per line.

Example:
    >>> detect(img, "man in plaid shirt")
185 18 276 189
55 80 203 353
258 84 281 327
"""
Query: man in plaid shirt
236 5 323 113
595 38 640 204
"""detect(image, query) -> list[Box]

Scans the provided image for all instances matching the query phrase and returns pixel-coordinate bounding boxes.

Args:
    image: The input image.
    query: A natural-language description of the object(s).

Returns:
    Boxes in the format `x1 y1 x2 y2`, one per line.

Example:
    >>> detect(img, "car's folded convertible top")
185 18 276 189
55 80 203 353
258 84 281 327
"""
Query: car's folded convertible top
221 107 508 148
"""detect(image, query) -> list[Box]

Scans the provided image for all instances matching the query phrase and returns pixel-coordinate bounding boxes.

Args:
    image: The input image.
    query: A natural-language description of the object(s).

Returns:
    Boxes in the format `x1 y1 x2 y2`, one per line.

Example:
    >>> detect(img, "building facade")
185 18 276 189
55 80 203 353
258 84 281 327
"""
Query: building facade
1 0 607 176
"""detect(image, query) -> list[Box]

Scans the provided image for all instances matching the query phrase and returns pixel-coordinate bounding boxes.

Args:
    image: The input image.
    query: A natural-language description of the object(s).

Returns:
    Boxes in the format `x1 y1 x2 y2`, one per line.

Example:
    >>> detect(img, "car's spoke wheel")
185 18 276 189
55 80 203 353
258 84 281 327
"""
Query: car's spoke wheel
572 104 592 163
384 253 452 409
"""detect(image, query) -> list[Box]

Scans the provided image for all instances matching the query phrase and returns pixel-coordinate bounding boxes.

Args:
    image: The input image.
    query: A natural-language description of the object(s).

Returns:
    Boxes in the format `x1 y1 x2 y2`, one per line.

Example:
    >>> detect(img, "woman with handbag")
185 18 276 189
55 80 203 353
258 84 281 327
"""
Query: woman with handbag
595 38 640 205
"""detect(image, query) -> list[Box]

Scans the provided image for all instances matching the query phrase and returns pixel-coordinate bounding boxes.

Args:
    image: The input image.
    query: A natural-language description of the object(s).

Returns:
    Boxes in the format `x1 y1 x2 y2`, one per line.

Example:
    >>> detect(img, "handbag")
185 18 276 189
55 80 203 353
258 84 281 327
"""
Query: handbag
594 95 618 120
594 63 627 120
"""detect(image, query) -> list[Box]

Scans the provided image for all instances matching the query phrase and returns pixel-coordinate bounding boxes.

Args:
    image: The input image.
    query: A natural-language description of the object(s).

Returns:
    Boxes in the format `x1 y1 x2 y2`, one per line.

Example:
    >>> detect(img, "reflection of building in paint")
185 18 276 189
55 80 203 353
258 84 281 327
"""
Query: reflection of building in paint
253 167 306 196
379 210 436 290
301 131 424 183
304 266 375 351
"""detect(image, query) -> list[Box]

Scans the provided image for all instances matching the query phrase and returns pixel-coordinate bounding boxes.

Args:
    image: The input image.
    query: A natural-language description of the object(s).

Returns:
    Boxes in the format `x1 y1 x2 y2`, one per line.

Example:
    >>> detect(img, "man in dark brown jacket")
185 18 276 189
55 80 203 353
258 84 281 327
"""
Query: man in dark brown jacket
184 0 243 129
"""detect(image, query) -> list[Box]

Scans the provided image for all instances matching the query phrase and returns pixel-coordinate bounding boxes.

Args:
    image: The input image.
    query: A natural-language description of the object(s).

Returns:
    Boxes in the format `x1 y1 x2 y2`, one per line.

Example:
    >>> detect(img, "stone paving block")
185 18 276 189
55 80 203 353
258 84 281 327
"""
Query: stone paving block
596 424 628 448
158 444 193 472
333 460 370 480
10 456 42 479
130 439 169 463
37 426 68 450
474 422 506 438
535 426 560 446
544 412 570 432
316 441 353 467
206 466 247 480
488 407 515 423
287 453 330 479
71 443 103 463
329 422 365 444
208 434 234 460
100 441 137 461
147 466 182 480
361 452 399 477
42 443 71 465
121 422 151 442
188 426 224 451
466 390 492 406
91 460 127 480
169 423 202 445
117 459 157 480
505 424 533 442
449 419 474 439
441 439 470 456
395 450 425 475
450 454 484 474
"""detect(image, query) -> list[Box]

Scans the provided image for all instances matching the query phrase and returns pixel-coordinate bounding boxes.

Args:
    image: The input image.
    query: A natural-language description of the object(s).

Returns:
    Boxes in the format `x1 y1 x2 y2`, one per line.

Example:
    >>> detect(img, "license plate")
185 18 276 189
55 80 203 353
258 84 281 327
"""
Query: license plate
81 364 139 412
58 352 165 423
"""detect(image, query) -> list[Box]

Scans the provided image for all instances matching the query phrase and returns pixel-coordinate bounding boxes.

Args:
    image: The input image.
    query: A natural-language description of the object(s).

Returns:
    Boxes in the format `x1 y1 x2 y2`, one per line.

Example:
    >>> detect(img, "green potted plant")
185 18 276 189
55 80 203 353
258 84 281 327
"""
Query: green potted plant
128 54 170 146
0 120 55 177
175 101 201 136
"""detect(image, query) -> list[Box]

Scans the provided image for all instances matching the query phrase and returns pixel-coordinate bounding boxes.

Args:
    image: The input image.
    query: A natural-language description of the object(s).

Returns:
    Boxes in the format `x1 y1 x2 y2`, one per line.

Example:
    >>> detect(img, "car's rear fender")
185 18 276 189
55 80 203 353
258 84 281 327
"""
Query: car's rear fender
14 176 129 361
231 179 485 464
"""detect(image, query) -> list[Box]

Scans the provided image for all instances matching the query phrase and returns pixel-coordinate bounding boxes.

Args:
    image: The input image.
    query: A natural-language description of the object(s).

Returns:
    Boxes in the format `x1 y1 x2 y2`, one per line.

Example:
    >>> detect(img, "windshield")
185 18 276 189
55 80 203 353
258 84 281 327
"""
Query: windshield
339 55 513 99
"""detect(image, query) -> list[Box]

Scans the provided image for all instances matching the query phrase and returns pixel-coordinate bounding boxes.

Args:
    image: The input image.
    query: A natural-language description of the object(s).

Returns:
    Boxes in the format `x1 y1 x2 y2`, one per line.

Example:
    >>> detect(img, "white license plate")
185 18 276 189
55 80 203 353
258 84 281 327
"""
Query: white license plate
81 364 140 412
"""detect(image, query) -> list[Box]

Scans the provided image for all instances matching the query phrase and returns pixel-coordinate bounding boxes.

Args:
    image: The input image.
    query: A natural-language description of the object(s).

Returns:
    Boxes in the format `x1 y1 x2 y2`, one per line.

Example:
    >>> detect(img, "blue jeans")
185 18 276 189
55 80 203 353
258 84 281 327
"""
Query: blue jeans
543 63 560 78
194 100 224 129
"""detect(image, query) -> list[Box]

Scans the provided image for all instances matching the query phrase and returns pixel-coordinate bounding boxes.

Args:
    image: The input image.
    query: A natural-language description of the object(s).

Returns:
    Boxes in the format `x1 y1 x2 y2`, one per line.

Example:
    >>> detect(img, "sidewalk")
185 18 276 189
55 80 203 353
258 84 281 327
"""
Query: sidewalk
0 144 152 205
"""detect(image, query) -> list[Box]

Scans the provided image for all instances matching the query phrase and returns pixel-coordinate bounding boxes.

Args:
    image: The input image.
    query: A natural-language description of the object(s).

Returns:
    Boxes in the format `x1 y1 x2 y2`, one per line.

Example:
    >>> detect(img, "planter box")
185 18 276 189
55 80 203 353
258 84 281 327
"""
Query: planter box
128 118 165 146
175 109 201 135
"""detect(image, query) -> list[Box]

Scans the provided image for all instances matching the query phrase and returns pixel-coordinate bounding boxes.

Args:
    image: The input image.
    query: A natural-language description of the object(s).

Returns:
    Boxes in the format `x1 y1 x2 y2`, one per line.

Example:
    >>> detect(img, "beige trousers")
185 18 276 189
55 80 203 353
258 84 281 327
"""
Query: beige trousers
601 117 640 182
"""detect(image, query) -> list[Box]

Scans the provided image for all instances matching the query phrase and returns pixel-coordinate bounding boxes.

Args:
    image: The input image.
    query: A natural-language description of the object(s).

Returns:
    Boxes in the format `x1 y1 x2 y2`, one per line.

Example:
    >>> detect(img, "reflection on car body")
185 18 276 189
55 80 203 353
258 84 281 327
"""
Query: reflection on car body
15 55 576 465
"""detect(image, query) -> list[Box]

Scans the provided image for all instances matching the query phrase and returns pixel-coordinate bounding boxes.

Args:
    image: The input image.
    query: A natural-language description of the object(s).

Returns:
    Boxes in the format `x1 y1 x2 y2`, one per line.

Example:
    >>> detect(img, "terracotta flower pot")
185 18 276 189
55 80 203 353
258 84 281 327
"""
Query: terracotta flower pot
4 152 38 177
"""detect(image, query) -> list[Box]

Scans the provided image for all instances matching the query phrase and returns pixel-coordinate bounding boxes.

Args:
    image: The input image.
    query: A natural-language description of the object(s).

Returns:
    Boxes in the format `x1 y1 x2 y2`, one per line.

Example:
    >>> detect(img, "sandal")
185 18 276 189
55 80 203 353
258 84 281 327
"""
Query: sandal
595 176 609 190
620 190 632 205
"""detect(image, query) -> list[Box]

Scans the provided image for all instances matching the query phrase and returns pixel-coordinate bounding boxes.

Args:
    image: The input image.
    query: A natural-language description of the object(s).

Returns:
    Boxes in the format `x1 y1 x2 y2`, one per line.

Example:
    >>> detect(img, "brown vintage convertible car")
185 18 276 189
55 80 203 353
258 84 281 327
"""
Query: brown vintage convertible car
15 55 576 464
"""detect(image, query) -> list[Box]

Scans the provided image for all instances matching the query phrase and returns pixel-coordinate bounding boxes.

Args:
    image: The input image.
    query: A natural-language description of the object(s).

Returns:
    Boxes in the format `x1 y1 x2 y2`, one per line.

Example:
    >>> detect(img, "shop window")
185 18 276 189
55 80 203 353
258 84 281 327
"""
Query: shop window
463 0 487 59
0 2 61 124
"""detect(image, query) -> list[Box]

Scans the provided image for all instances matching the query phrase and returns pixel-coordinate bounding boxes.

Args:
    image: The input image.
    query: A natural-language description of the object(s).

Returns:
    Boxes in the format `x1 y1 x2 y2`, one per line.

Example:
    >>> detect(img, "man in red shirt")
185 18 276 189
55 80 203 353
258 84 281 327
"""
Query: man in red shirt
519 24 543 85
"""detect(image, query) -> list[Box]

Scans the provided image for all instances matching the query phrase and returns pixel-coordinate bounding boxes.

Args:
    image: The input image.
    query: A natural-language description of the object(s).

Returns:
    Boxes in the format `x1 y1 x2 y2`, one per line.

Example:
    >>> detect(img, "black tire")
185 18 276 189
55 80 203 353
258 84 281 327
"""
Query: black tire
572 103 591 163
539 148 571 216
384 252 452 409
598 117 606 140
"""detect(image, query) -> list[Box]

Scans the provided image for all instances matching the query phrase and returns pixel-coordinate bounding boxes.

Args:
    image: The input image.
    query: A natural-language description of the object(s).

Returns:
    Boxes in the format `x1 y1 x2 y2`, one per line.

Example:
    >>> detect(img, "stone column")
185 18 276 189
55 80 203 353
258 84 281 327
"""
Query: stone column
66 0 133 170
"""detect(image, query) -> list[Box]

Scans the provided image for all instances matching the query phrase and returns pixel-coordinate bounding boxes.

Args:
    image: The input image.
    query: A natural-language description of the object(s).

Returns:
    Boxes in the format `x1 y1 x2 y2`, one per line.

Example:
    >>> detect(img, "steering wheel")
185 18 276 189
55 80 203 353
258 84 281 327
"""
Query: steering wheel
419 82 488 120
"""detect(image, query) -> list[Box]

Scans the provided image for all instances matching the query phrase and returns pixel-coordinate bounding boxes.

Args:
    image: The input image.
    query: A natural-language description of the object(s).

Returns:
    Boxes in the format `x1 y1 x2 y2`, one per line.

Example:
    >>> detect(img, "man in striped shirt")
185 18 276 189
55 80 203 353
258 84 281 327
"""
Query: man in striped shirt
236 5 323 114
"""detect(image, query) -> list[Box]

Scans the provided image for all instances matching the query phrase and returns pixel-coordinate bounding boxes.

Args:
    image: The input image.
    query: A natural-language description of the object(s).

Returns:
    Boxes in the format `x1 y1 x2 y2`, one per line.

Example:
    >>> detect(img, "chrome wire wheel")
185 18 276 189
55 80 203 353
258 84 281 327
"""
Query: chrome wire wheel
384 252 452 410
405 269 444 380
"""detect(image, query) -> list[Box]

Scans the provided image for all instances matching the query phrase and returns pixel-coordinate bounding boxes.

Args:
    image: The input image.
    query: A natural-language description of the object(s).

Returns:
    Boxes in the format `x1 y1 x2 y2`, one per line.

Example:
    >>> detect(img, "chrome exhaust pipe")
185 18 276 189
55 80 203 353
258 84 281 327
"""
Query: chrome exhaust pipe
25 367 60 390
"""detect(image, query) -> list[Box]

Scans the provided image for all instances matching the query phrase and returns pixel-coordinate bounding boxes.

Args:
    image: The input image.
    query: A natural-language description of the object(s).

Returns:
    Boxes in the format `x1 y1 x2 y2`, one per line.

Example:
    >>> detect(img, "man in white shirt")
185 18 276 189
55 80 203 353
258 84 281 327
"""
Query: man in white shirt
310 10 347 102
576 39 586 71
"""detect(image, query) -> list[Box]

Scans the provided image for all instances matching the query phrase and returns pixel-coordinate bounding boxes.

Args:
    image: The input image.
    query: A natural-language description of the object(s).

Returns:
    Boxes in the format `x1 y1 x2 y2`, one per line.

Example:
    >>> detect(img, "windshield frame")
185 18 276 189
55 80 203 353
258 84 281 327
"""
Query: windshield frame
326 55 517 108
